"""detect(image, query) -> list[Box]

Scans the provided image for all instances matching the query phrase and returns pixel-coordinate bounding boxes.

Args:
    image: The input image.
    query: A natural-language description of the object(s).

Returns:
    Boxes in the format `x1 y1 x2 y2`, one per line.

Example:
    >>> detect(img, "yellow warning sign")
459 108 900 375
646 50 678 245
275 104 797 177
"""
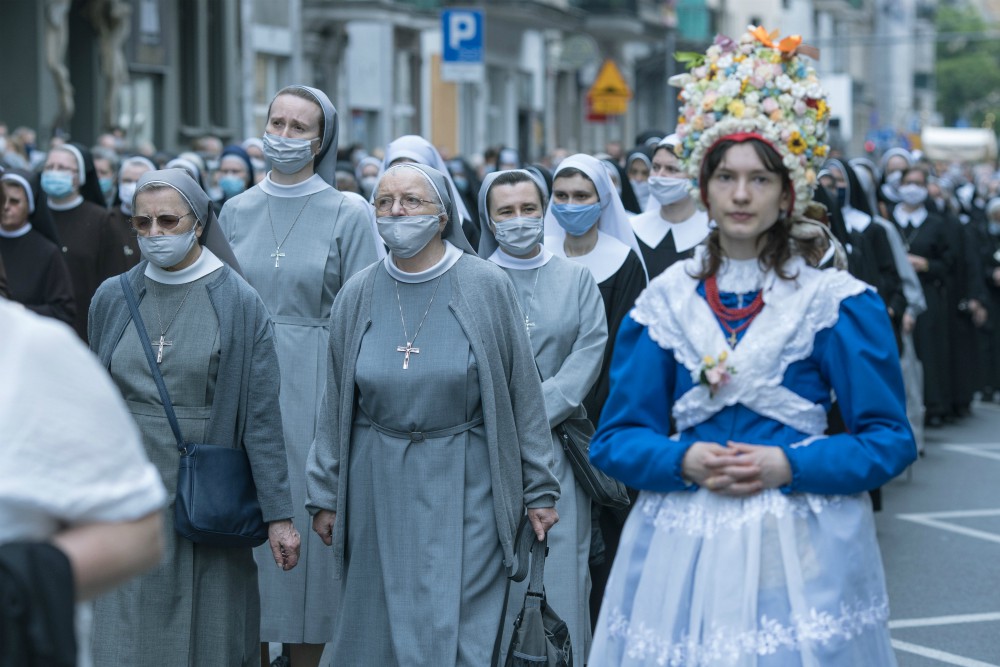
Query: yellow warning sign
588 60 632 116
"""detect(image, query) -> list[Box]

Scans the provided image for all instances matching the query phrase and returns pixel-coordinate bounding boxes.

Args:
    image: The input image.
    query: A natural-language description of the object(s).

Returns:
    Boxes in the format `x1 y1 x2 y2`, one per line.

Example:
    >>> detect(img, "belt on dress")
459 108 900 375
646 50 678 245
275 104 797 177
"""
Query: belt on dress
358 408 484 442
270 315 329 327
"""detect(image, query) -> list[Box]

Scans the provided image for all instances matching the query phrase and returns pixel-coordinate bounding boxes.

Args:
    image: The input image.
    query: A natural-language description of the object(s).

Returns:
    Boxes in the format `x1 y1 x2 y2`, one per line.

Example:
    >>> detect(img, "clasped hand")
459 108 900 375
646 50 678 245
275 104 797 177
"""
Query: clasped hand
681 441 792 497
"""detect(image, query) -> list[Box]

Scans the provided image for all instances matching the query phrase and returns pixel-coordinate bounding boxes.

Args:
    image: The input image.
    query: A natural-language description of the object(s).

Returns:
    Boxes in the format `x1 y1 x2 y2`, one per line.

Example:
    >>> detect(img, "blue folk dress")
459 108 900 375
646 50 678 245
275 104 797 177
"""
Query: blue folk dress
588 253 917 667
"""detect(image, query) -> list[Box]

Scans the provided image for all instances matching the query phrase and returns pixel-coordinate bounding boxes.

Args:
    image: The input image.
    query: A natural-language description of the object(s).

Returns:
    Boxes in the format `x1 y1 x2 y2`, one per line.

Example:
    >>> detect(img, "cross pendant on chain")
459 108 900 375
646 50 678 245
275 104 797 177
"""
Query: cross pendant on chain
728 331 738 347
396 341 420 370
271 250 286 268
154 335 172 363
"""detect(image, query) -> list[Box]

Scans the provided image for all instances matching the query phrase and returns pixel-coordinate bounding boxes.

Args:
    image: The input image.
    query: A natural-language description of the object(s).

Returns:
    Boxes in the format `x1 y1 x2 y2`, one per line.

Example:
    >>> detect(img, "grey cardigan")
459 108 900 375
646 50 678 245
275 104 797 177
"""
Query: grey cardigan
305 254 560 578
88 261 294 522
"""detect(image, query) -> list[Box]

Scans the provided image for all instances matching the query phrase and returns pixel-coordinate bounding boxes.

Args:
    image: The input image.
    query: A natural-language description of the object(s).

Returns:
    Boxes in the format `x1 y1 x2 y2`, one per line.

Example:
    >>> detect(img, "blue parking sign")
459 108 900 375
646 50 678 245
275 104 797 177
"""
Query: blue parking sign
442 9 483 64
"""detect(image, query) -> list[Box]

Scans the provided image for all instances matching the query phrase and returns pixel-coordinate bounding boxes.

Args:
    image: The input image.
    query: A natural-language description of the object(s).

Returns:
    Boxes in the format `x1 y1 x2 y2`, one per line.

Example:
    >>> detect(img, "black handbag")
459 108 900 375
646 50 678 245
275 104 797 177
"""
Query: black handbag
492 517 573 667
120 274 269 549
556 417 630 510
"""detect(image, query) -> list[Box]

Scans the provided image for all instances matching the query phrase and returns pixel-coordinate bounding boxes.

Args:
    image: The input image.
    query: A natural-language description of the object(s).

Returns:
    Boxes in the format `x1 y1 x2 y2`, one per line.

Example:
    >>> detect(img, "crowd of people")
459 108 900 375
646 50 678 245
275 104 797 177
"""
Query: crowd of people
1 22 995 667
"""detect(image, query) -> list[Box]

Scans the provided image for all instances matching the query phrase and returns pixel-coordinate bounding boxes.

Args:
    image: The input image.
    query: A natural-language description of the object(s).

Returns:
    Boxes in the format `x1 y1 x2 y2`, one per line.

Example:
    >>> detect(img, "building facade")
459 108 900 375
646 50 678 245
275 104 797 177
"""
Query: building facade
0 0 937 160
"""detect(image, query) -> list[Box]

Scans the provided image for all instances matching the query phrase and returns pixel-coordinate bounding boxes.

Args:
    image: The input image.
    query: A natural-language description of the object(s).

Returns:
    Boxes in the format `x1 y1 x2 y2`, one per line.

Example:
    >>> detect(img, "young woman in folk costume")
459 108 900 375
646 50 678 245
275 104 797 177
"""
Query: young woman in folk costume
588 26 916 666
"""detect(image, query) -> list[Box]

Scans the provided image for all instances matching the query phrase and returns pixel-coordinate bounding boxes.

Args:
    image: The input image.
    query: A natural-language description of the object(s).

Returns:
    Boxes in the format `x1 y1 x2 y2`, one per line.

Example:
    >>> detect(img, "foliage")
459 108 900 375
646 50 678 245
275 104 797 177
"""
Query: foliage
936 4 1000 126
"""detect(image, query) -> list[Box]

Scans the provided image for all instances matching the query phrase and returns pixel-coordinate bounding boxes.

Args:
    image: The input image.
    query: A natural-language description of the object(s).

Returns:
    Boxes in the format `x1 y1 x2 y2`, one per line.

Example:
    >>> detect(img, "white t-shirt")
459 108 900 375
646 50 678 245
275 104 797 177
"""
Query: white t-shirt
0 299 167 666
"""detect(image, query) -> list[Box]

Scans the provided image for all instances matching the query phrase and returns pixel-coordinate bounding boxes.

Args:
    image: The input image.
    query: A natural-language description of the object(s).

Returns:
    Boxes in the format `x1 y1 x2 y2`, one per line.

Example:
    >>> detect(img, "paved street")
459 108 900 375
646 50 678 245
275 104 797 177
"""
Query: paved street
879 399 1000 666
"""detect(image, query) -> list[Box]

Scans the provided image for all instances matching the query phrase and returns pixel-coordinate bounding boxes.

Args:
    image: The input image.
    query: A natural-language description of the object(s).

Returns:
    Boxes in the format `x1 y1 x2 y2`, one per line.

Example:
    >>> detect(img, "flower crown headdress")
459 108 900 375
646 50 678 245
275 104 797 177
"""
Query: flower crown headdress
671 26 829 217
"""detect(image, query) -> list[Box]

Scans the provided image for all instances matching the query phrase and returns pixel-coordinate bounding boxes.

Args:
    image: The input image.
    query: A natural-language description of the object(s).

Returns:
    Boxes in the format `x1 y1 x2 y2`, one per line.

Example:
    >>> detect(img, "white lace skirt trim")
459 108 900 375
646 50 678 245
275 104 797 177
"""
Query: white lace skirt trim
589 489 897 667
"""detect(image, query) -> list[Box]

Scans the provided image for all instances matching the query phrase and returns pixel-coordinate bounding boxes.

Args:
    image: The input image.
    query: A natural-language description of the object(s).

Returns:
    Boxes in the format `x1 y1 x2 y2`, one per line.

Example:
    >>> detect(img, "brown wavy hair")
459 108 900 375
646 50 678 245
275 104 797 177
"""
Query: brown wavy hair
692 138 819 281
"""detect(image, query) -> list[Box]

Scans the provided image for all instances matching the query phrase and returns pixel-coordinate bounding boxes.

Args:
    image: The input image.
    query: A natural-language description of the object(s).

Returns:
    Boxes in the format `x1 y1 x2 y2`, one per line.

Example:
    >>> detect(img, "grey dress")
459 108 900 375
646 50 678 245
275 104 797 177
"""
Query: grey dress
497 254 608 662
93 270 260 666
220 183 377 642
329 266 505 666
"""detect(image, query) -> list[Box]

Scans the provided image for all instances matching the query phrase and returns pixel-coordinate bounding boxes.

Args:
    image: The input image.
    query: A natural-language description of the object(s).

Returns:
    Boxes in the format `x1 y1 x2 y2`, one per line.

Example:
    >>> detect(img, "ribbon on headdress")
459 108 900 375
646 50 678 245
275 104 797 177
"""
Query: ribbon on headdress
750 26 820 60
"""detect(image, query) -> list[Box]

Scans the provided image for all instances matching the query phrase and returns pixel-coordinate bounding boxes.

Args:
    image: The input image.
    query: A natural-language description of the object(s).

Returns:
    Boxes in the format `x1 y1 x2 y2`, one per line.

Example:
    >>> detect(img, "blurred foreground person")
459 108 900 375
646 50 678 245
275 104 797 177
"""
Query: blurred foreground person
0 298 166 667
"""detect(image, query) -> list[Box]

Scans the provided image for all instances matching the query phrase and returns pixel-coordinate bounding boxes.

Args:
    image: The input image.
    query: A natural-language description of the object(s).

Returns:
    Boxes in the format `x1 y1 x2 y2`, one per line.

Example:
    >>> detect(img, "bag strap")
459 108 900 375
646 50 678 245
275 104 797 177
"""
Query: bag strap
118 274 185 451
526 532 548 596
490 514 535 667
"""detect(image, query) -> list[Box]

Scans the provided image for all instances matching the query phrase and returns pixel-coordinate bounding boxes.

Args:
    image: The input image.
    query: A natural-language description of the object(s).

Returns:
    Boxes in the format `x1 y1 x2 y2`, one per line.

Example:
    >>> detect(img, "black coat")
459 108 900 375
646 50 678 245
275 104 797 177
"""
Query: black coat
0 542 77 667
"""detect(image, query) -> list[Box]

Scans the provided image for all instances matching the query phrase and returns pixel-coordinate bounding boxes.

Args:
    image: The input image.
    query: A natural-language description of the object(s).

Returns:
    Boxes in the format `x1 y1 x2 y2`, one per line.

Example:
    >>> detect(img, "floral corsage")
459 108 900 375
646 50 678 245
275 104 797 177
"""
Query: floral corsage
694 351 736 398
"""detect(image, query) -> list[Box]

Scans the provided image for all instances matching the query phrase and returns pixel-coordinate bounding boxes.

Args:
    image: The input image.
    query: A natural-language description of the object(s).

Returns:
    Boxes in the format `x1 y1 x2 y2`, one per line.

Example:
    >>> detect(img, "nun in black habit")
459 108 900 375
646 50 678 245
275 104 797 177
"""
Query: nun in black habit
0 170 75 324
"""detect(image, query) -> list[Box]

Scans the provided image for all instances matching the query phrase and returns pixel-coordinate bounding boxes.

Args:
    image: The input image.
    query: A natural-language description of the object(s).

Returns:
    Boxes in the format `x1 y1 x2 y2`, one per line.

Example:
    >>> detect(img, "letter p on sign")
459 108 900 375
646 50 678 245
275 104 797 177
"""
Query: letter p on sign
441 9 483 64
449 13 476 50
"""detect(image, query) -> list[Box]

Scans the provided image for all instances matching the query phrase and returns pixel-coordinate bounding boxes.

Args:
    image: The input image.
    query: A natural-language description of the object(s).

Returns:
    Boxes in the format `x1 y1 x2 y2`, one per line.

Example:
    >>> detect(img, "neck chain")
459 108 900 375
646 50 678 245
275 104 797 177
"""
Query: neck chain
899 221 922 251
705 274 765 348
265 193 313 268
394 276 444 370
514 268 541 337
150 281 195 363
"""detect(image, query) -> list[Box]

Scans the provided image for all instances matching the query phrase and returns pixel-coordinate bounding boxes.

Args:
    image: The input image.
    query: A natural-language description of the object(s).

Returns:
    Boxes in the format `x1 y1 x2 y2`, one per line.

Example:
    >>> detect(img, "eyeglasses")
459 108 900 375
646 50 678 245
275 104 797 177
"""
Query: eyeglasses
45 165 78 174
373 195 438 214
129 213 194 233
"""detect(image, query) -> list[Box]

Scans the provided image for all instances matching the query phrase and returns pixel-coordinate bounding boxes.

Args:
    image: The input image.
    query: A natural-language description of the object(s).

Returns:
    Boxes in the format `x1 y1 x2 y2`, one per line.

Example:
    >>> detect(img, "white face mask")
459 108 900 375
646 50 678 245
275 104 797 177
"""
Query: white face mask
886 171 903 189
376 214 441 259
262 132 318 175
138 227 199 268
630 179 650 205
898 183 928 207
493 216 544 256
648 176 690 205
119 182 137 214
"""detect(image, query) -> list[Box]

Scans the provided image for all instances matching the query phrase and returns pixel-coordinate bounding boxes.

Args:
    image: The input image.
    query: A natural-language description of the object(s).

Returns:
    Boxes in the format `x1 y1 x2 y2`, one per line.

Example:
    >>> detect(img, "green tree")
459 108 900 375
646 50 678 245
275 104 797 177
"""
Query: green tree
936 4 1000 126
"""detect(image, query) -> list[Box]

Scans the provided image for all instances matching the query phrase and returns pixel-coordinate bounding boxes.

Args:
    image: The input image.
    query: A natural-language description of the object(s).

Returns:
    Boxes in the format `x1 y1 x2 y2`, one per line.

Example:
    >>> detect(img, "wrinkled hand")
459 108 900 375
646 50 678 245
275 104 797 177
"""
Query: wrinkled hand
907 254 929 273
268 519 300 571
311 510 337 546
902 312 916 334
682 441 791 497
527 507 559 541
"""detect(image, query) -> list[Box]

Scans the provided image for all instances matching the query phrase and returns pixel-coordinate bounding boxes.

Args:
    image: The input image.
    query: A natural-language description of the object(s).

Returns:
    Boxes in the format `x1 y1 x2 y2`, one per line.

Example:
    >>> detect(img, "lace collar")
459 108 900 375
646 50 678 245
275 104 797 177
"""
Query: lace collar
715 257 764 293
632 248 866 434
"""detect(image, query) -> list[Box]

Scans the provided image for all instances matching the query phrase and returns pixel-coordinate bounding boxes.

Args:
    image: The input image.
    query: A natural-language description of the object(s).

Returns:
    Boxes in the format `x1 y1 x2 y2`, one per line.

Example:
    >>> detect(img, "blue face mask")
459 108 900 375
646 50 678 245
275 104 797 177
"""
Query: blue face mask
550 203 602 237
41 171 75 199
99 176 115 198
219 175 247 197
836 187 847 208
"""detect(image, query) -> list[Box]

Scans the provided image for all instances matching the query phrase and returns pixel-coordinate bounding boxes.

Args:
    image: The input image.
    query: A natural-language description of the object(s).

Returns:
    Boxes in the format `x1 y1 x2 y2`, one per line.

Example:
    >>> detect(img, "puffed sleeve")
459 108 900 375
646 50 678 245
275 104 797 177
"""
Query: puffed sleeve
590 315 690 492
778 290 917 494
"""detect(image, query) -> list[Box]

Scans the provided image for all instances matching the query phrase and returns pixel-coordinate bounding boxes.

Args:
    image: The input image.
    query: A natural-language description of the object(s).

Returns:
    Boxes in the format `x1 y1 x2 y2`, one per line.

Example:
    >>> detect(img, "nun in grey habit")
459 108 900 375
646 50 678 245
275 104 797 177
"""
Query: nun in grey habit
88 169 295 666
305 163 560 666
478 169 608 661
218 85 381 647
